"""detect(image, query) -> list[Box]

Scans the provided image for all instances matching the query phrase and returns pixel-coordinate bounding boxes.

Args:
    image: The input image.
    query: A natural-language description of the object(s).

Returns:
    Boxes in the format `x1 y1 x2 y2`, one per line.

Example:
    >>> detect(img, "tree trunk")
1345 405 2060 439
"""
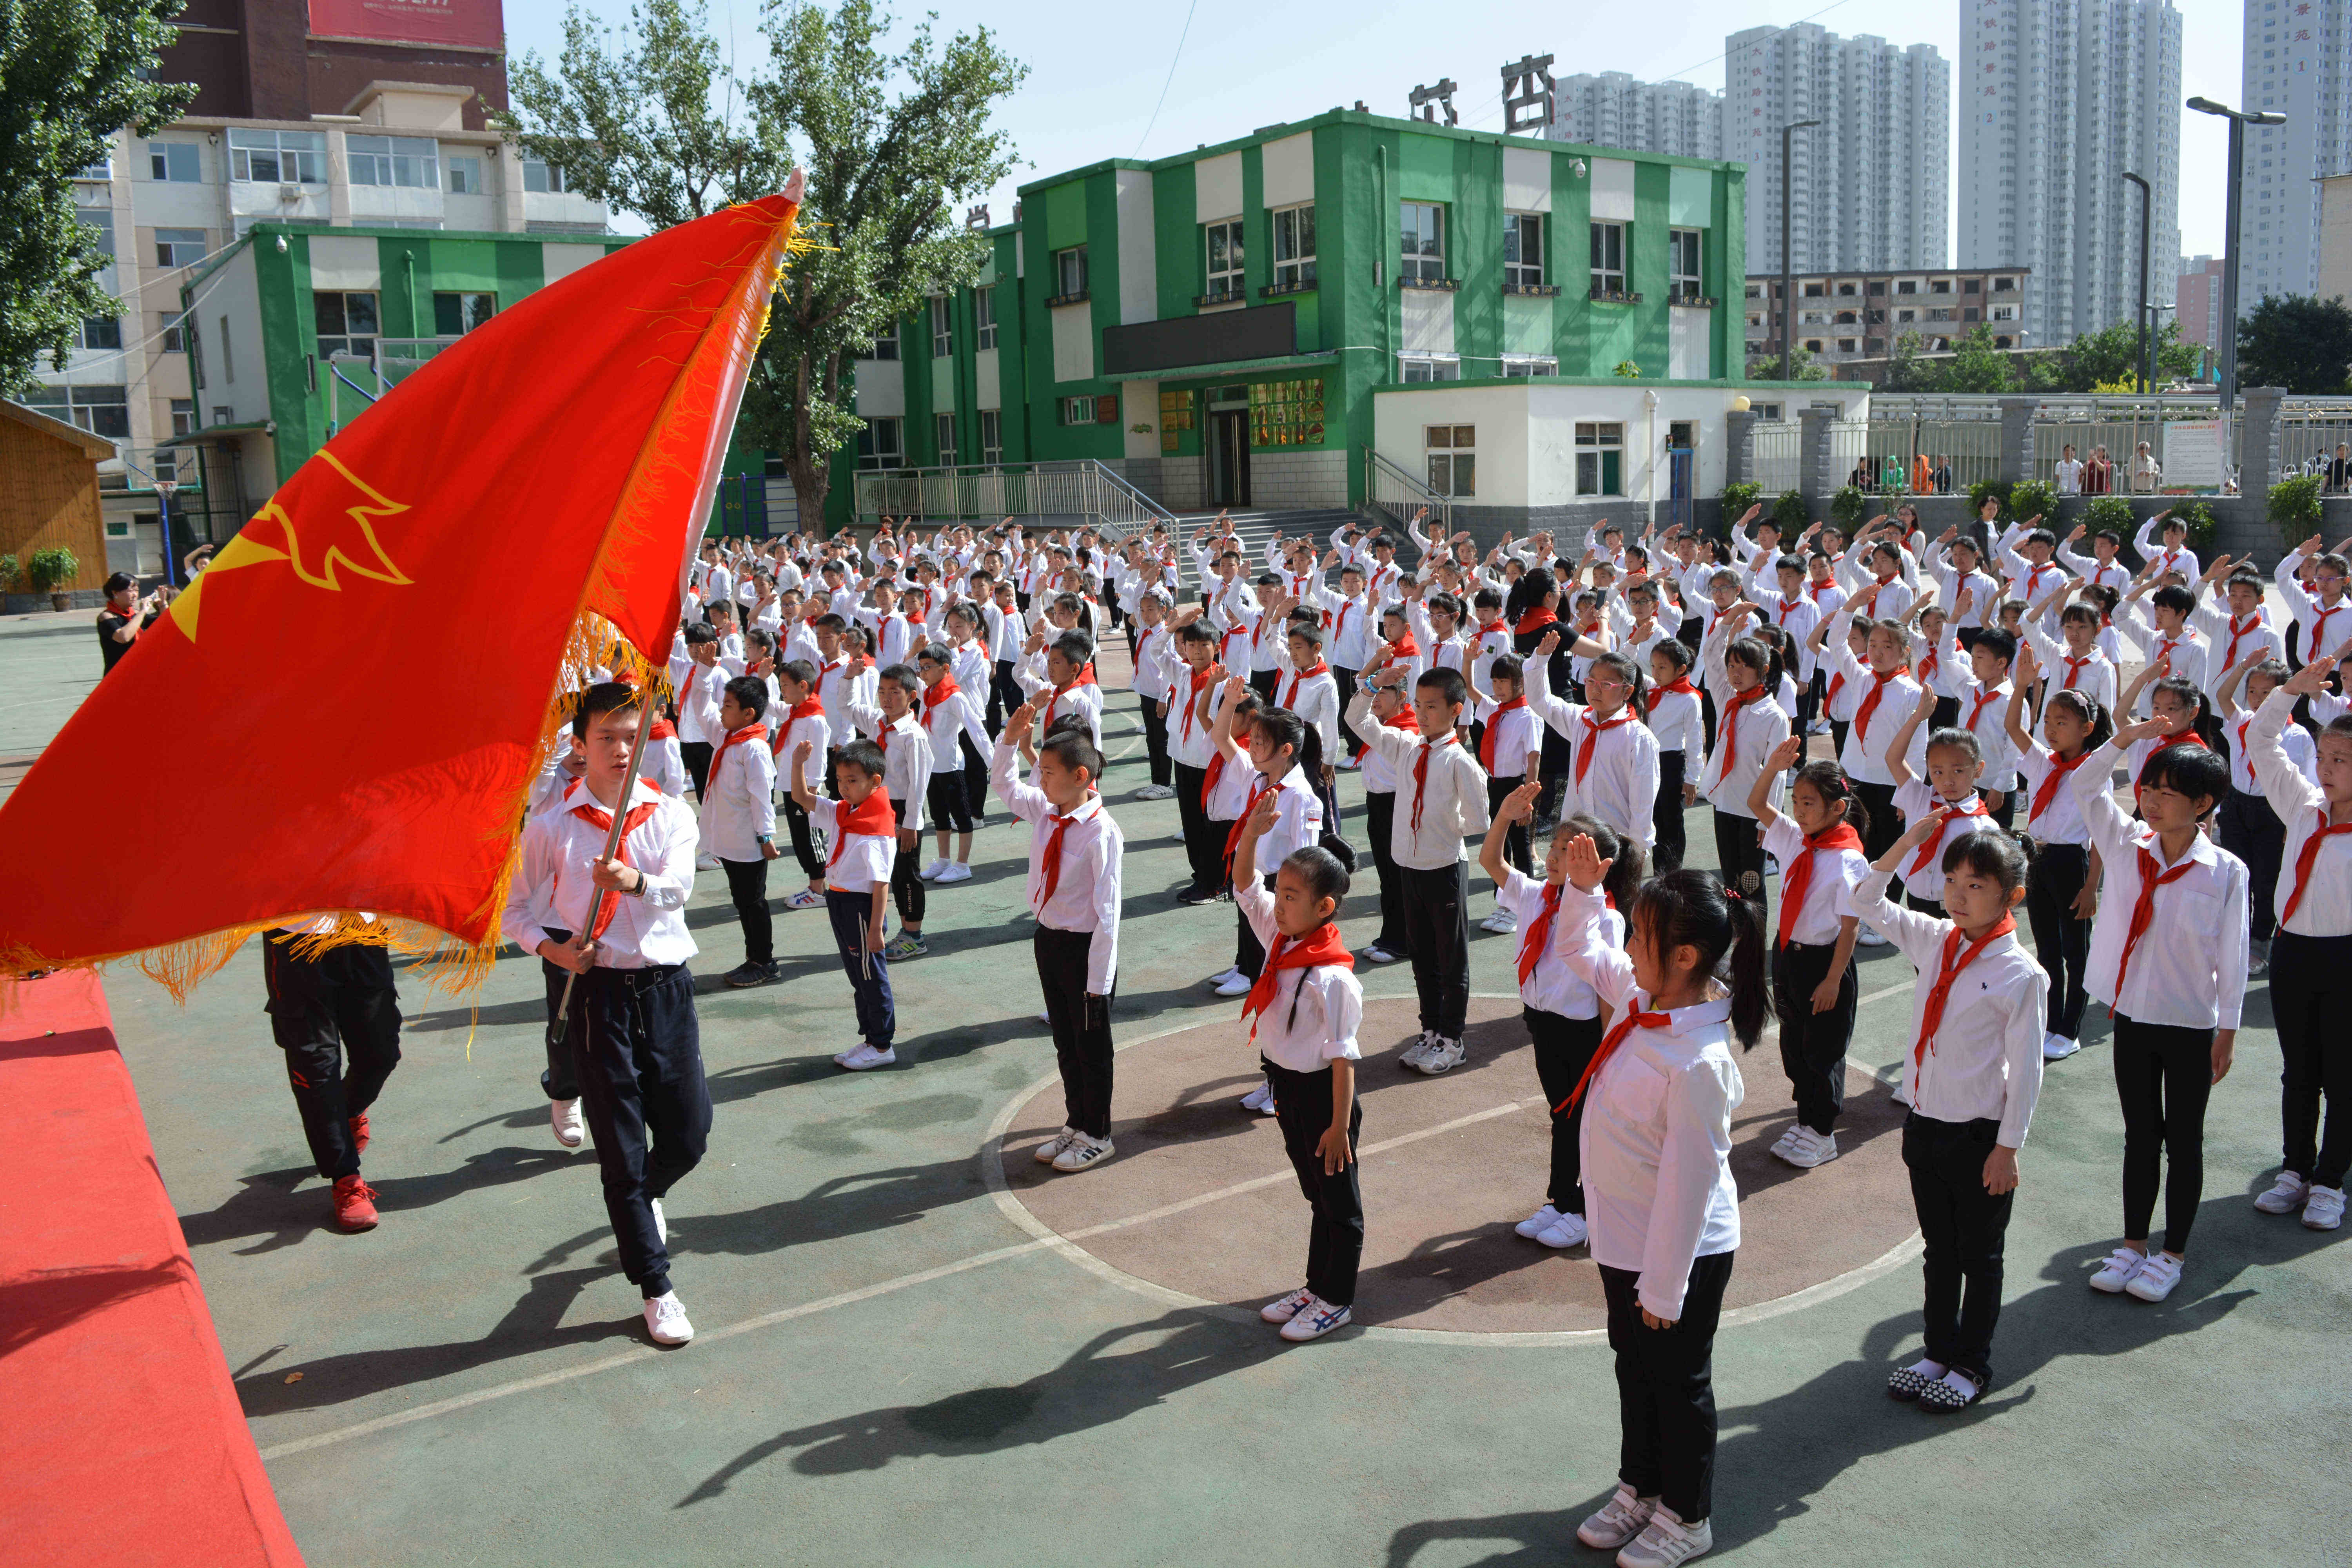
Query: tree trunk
788 349 832 535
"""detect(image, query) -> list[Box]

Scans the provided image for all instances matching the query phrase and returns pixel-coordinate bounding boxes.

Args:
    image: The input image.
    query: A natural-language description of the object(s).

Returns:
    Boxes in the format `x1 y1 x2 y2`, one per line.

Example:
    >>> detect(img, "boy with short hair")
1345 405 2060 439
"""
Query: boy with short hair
675 623 725 802
1130 588 1178 800
788 736 899 1071
850 663 937 961
768 658 831 913
708 675 782 987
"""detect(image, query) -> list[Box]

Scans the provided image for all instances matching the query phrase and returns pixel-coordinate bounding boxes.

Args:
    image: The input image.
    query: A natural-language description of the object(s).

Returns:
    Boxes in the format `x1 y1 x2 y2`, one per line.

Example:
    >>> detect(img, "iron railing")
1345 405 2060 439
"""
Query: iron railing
1365 448 1452 538
850 459 1178 540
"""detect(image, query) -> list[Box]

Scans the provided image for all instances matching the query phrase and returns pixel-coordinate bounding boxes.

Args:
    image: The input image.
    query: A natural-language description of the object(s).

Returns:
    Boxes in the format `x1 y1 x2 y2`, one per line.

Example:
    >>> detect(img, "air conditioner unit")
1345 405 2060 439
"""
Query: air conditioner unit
278 183 303 203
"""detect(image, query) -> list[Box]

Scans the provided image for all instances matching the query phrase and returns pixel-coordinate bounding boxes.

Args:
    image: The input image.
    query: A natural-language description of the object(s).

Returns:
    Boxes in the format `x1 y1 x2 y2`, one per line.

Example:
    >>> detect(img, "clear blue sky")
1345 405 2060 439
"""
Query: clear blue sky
499 0 2248 259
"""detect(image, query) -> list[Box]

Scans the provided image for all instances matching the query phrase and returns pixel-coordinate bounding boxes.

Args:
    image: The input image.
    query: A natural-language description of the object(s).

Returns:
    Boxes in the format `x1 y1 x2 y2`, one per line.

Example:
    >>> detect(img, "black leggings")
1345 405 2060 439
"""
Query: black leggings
1265 1059 1364 1307
1772 939 1857 1135
1526 1007 1602 1213
2218 788 2287 943
927 770 973 835
2271 931 2352 1190
2113 1015 2216 1253
781 795 826 881
1652 750 1687 874
891 837 924 927
1711 808 1768 929
2024 841 2092 1040
1601 1251 1734 1525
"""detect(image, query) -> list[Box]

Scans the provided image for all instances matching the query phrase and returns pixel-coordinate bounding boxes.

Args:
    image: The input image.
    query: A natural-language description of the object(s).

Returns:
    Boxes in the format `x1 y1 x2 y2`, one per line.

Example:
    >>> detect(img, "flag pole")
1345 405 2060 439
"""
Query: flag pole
546 685 661 1051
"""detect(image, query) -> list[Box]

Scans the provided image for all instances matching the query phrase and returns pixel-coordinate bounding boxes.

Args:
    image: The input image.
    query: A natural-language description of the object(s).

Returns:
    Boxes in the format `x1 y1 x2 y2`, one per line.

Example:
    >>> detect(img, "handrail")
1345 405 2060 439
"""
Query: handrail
851 458 1176 540
1365 447 1450 540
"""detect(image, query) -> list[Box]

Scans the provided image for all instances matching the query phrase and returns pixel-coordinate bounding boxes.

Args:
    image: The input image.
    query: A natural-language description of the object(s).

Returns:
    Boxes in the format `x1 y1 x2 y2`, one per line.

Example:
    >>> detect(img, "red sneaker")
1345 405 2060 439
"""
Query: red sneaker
332 1174 379 1231
348 1111 370 1154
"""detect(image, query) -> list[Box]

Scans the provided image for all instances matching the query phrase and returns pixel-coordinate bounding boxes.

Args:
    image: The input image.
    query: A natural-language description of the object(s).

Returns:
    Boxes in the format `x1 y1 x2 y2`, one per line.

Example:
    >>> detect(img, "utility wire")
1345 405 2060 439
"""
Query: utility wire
1131 0 1201 159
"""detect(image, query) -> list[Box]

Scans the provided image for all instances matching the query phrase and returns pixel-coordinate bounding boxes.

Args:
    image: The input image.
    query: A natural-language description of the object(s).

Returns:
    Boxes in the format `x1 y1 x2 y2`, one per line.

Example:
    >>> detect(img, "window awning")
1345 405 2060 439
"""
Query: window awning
157 421 275 448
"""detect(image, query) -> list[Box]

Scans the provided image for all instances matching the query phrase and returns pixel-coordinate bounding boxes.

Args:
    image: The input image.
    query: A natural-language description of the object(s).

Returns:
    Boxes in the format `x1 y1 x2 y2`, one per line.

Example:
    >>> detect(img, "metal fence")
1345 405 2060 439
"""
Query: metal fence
1365 449 1452 537
1864 398 2002 494
1751 421 1802 495
850 459 1178 539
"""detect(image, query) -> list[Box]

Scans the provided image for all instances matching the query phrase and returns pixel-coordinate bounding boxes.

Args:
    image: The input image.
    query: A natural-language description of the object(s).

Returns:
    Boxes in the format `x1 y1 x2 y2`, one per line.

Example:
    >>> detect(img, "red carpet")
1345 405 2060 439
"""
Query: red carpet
0 971 304 1567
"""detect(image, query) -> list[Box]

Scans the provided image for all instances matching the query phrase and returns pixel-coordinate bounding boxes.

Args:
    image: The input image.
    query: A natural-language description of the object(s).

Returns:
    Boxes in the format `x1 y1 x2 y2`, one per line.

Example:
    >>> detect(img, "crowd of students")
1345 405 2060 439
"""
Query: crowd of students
252 503 2352 1568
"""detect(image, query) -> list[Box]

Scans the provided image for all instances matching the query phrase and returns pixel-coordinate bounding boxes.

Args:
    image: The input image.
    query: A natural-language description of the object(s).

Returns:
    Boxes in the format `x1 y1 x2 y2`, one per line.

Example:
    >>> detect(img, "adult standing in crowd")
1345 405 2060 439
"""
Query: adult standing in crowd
95 572 161 676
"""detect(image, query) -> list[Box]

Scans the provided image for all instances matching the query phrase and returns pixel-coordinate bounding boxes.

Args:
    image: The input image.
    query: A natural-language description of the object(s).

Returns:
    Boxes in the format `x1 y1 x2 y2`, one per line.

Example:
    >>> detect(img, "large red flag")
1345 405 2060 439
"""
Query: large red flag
0 186 804 994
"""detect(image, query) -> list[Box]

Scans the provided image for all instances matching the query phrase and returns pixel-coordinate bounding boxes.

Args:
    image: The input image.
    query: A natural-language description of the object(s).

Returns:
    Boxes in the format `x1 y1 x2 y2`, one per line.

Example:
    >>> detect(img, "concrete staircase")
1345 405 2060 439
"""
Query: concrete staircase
1163 507 1379 584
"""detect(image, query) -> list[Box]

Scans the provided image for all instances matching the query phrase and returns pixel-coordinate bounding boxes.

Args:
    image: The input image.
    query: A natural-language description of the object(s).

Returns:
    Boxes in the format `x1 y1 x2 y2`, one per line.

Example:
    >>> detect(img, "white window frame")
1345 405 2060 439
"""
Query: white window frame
866 322 899 361
446 155 483 194
1669 227 1704 301
154 227 206 269
1400 202 1445 283
159 312 186 353
979 408 1003 466
1272 203 1316 288
974 285 996 350
1061 394 1099 426
1504 212 1544 289
1590 220 1627 295
228 128 326 184
521 157 568 194
1203 218 1245 299
313 290 379 360
1575 421 1625 497
929 295 953 358
1399 354 1460 383
148 141 201 182
935 412 957 467
857 416 905 471
1425 423 1475 497
1054 245 1088 299
347 134 439 189
1500 355 1558 378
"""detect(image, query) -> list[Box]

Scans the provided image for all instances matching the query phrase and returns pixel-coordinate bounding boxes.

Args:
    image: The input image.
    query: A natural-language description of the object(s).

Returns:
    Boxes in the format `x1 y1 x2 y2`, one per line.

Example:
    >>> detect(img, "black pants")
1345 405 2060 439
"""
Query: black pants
825 887 894 1044
1036 926 1114 1138
1652 751 1688 874
1364 791 1407 953
1929 693 1960 733
262 933 402 1182
1173 761 1221 895
1699 684 1717 758
927 769 973 837
572 962 709 1300
1487 774 1531 890
959 731 989 819
1534 711 1573 824
2219 788 2288 943
781 796 826 881
720 856 773 966
681 740 713 802
2271 931 2352 1189
1266 1059 1364 1307
2024 842 2092 1040
1855 779 1901 896
1773 939 1857 1135
2113 1014 2215 1253
1526 1008 1602 1213
1334 666 1363 756
1796 666 1823 733
1987 789 2016 832
537 931 583 1102
1903 1112 2012 1385
1600 1250 1734 1525
1236 871 1277 975
1140 693 1172 786
1711 808 1769 928
1398 861 1470 1038
988 658 1023 735
891 837 924 927
1829 718 1850 764
1248 667 1280 704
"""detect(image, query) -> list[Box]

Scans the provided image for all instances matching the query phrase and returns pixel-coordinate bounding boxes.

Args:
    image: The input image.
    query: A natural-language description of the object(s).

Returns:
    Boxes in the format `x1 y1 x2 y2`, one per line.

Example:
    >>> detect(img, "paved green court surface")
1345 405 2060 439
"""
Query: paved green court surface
6 608 2346 1568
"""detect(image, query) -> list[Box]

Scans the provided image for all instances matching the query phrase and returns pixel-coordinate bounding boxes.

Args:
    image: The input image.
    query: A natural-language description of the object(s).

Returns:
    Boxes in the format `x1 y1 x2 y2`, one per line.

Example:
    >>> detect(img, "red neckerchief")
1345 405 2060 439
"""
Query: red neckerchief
566 789 662 941
2221 612 2262 673
2310 602 2343 659
1480 696 1526 772
1853 666 1911 745
1777 823 1862 948
1713 684 1768 780
1223 779 1277 873
1908 795 1991 877
1912 916 2017 1097
1825 670 1847 712
1807 579 1837 603
1077 661 1098 686
922 675 962 717
1515 606 1558 637
1382 630 1420 669
769 694 825 755
1034 797 1093 909
1411 733 1456 835
1964 686 2007 733
2062 652 2094 689
1648 675 1697 714
711 722 768 787
1561 998 1672 1113
2029 749 2090 823
2282 809 2352 927
826 789 897 869
1241 921 1355 1043
1777 596 1804 624
1281 662 1329 709
1179 665 1215 742
2111 841 2196 1002
2135 731 2209 790
1515 885 1609 985
1575 709 1633 786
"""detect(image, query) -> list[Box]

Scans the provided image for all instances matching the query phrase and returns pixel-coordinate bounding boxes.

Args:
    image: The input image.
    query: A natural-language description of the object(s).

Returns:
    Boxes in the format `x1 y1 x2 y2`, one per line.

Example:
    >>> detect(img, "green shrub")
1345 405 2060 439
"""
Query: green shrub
26 546 79 593
2008 479 2058 527
1967 477 2013 520
0 554 16 592
2171 499 2219 555
2269 473 2324 549
1772 488 1809 534
2082 495 2137 539
1830 485 1868 529
1720 480 1762 522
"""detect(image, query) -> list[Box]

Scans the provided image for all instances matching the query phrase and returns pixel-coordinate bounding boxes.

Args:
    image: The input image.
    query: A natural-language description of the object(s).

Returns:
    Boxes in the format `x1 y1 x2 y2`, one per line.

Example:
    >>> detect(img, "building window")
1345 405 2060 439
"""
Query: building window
856 416 904 470
1590 221 1626 295
935 412 957 466
1993 276 2015 292
522 158 569 194
1575 421 1624 497
974 285 996 350
81 207 114 263
74 155 111 181
148 142 200 182
1896 280 1916 294
1060 395 1100 425
170 397 194 437
1992 304 2016 321
446 155 483 194
80 316 123 350
159 311 187 352
218 315 233 381
1425 424 1475 497
866 322 898 361
1929 279 1951 294
923 295 949 357
1804 339 1823 352
1500 355 1558 377
979 408 1002 466
1962 278 1981 294
228 128 326 184
347 134 439 188
1896 309 1916 323
1399 202 1445 283
23 383 130 438
1399 355 1460 383
1054 245 1088 300
212 405 233 426
1205 218 1245 298
314 290 379 359
1272 203 1315 287
154 227 207 269
1503 212 1545 289
1669 228 1703 301
433 292 495 335
1804 282 1825 297
1962 307 1979 322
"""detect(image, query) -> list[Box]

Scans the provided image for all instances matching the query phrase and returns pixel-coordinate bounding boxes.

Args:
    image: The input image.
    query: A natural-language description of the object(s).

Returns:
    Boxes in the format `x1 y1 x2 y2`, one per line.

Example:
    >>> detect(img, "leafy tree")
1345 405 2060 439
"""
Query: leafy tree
1771 488 1808 533
1877 329 1938 393
498 0 1025 525
1748 344 1828 382
0 0 196 392
1937 326 2020 394
2236 294 2352 394
2059 318 2200 392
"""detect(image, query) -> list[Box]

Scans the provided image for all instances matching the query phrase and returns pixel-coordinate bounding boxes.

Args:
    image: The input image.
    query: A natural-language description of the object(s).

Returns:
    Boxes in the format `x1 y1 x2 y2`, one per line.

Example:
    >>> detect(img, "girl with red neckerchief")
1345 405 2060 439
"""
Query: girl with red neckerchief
2004 642 2110 1063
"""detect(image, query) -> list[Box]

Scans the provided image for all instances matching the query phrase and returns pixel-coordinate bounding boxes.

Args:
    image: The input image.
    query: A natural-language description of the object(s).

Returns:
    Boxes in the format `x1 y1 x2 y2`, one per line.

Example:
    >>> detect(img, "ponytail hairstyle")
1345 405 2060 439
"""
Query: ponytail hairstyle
1507 566 1559 625
1589 649 1648 714
1651 637 1695 679
1558 813 1648 915
2042 687 2113 754
1791 760 1867 838
1627 868 1768 1049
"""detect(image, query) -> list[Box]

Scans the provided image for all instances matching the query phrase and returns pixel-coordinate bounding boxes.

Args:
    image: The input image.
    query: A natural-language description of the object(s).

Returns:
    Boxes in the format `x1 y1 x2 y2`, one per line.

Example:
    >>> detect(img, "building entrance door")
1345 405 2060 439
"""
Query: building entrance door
1207 409 1251 507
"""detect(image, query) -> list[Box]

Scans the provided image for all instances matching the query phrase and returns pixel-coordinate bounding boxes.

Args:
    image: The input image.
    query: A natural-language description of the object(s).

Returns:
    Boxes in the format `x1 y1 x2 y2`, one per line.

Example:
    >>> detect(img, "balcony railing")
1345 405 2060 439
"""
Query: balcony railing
850 459 1177 541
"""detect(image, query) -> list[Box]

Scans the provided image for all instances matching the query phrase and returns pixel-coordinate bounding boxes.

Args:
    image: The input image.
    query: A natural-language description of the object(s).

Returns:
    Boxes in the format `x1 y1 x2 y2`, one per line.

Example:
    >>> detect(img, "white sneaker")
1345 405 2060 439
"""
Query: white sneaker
2254 1171 2310 1214
1415 1036 1466 1074
1615 1504 1711 1568
1038 1009 1051 1025
1259 1286 1315 1323
1239 1080 1273 1112
1360 944 1401 964
1534 1210 1589 1249
935 862 973 884
1136 782 1175 800
1051 1131 1115 1172
1278 1294 1352 1341
918 857 949 880
1515 1203 1561 1240
695 853 721 872
1397 1030 1434 1069
2303 1185 2346 1231
1214 970 1256 997
1779 1128 1838 1168
2123 1252 2183 1301
550 1098 585 1149
2088 1246 2148 1293
2043 1033 2081 1061
1856 925 1890 947
1577 1485 1658 1551
835 1043 897 1071
1205 965 1241 988
1768 1125 1801 1159
1488 912 1519 934
1033 1127 1077 1165
643 1290 693 1346
651 1197 668 1245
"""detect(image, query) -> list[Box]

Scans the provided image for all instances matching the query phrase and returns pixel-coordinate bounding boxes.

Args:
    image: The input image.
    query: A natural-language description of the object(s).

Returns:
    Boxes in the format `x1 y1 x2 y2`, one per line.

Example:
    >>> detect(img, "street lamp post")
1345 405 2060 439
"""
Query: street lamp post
2188 95 2288 488
1779 119 1820 383
2122 170 2151 394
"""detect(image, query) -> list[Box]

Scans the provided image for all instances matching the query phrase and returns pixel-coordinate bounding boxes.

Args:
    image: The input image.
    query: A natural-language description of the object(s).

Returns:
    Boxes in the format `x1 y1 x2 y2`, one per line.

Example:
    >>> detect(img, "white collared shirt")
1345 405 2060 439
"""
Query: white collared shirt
808 795 896 892
1854 869 2047 1144
2014 741 2093 848
848 704 933 837
1555 886 1744 1322
699 728 777 862
1524 661 1662 846
1272 657 1343 762
1823 622 1928 785
2249 689 2352 938
1348 695 1490 869
991 744 1123 993
1762 815 1867 947
1889 781 2001 904
1233 887 1363 1074
1646 685 1703 759
503 779 698 967
674 660 725 745
1478 699 1543 781
2070 742 2252 1029
1234 764 1324 870
1499 871 1621 1020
